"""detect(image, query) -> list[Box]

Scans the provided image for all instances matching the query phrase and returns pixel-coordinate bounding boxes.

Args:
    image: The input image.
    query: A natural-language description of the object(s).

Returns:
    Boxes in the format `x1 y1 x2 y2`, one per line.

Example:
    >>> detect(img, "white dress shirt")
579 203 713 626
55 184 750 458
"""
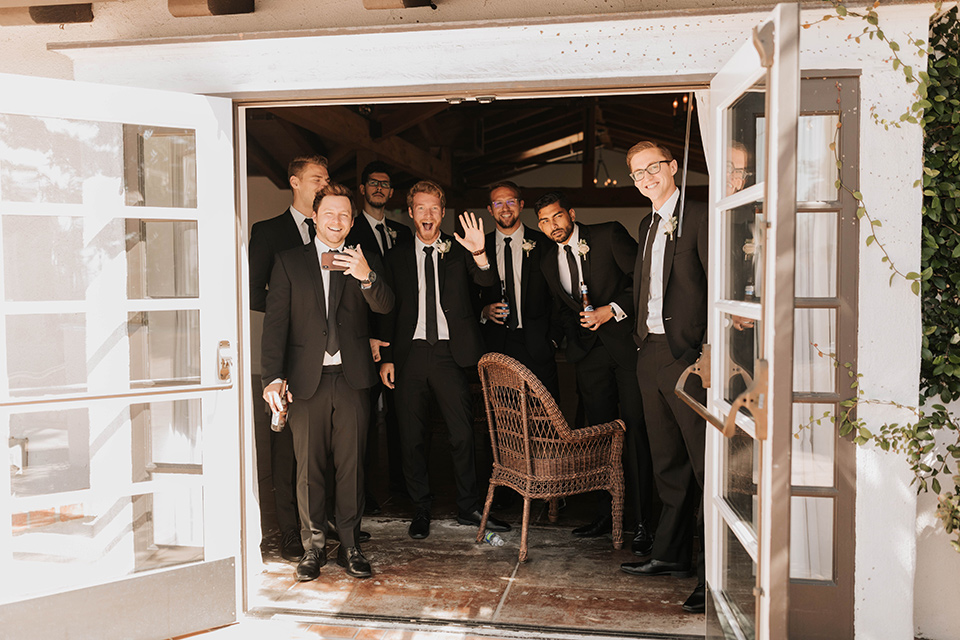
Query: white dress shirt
289 205 313 245
413 236 451 341
495 226 525 329
315 240 345 365
646 187 680 335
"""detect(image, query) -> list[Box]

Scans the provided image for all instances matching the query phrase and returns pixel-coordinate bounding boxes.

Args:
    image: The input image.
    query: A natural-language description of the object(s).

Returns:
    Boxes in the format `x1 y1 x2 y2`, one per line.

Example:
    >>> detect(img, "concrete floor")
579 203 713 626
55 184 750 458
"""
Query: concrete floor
246 497 704 639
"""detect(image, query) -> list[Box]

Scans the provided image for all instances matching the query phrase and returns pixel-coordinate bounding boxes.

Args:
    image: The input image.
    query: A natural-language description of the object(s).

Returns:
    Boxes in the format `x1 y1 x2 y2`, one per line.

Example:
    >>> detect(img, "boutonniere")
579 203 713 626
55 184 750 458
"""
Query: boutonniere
387 227 397 241
522 238 536 257
345 244 359 252
577 239 590 257
436 239 452 258
662 215 678 241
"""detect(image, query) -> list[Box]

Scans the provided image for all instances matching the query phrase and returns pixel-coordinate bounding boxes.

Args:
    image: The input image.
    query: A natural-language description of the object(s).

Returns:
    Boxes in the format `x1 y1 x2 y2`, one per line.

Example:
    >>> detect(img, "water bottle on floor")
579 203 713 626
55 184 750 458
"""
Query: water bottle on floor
483 531 505 547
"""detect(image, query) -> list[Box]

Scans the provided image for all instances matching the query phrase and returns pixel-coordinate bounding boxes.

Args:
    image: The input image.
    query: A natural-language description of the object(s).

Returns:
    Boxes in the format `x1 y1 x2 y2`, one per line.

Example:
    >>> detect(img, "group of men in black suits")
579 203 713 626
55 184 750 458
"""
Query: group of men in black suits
253 143 710 613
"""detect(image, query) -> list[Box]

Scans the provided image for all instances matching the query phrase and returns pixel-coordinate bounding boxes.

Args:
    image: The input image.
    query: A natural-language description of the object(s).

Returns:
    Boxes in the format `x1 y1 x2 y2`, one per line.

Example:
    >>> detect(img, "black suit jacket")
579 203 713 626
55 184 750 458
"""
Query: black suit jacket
261 242 394 399
541 222 639 370
381 234 497 370
345 213 413 259
633 200 709 364
477 226 559 362
249 209 307 312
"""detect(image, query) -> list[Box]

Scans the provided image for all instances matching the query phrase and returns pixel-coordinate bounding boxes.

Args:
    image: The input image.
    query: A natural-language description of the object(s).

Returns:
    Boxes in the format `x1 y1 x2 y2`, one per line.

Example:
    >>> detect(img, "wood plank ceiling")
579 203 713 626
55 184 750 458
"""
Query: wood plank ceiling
246 94 706 210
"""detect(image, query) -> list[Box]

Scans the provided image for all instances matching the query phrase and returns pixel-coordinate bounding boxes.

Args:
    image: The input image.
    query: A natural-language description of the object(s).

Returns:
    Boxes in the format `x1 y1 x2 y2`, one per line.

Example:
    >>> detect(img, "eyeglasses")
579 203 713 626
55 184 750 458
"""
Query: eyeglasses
628 160 670 182
490 199 519 210
366 179 392 190
725 162 754 181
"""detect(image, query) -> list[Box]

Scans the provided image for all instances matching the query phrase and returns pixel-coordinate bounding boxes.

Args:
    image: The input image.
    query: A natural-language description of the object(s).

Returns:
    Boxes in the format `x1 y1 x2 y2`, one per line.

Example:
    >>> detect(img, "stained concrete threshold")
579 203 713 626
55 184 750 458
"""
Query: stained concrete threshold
248 504 705 639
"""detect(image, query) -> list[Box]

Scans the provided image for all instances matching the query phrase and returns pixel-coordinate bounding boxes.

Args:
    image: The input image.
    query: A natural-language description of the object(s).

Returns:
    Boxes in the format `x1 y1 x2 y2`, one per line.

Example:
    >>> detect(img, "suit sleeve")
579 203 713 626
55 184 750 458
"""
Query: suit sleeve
260 255 292 386
609 222 639 317
465 246 498 288
359 251 395 315
377 254 398 365
248 221 273 312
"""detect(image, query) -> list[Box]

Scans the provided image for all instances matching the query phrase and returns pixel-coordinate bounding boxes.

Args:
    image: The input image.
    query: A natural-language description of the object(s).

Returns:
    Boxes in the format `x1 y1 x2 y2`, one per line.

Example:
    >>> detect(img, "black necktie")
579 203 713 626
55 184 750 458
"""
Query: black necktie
376 222 389 255
636 213 661 342
564 245 580 301
304 218 316 242
503 237 518 329
325 252 341 356
423 246 438 345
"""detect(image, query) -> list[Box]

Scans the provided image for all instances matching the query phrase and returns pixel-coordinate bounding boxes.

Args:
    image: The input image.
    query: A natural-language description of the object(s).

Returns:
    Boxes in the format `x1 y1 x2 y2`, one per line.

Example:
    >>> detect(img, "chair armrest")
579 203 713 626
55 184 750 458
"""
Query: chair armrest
562 419 626 443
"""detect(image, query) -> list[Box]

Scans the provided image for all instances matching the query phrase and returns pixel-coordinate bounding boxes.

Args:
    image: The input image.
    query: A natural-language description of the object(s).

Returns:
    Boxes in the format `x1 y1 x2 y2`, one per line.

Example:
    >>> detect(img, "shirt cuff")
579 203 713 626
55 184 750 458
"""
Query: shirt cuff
609 303 628 322
478 263 491 271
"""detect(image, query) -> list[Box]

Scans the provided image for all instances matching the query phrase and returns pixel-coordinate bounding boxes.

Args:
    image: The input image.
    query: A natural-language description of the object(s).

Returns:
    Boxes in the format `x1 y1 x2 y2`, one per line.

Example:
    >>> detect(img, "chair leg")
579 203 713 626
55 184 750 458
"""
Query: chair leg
547 497 559 523
610 487 624 550
519 496 531 563
477 481 497 543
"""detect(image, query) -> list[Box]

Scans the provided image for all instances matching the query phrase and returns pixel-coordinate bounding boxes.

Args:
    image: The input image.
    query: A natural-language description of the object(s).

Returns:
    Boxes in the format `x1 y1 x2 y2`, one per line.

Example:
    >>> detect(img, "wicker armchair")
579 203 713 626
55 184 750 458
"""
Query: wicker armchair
476 353 626 562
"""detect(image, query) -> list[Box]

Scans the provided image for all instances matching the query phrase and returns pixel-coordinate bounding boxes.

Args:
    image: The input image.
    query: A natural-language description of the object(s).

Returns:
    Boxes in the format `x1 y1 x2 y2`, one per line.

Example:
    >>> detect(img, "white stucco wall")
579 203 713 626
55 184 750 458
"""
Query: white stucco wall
2 1 951 637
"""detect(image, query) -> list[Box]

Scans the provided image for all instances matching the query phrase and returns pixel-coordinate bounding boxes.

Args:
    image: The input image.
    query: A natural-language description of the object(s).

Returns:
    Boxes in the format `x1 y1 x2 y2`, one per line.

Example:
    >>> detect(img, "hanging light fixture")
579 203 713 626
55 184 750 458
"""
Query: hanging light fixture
594 147 618 188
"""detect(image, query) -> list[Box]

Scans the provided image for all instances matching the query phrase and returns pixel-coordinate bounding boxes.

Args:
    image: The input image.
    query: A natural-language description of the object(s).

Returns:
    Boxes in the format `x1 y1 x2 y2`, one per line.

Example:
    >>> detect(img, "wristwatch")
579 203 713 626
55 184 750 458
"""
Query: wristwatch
360 270 378 287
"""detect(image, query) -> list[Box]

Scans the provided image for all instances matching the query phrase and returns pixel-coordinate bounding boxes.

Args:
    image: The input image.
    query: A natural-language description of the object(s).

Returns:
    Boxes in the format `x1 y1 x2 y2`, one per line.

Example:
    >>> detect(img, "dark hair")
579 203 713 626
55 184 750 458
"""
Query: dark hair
313 183 354 212
361 161 392 185
534 191 571 215
287 155 329 180
407 180 446 211
488 181 522 203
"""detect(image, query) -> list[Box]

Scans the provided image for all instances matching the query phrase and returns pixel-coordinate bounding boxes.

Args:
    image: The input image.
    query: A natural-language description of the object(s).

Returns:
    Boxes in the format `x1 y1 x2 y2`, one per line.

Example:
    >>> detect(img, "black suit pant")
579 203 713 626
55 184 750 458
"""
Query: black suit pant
499 328 560 400
269 422 299 535
365 382 405 494
637 334 705 577
395 340 479 515
288 368 369 550
575 342 655 527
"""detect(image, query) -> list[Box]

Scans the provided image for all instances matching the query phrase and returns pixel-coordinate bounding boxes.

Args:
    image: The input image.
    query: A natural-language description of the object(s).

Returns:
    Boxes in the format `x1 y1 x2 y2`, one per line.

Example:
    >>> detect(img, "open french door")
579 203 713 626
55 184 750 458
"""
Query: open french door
0 73 241 639
678 4 800 639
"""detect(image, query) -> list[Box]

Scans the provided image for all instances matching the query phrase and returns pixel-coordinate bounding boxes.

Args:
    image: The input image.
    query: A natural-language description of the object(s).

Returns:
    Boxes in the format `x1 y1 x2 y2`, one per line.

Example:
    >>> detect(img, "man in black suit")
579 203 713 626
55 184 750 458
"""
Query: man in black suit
535 192 656 554
618 141 709 615
261 183 394 581
478 181 559 398
346 161 413 511
378 180 511 540
248 155 329 562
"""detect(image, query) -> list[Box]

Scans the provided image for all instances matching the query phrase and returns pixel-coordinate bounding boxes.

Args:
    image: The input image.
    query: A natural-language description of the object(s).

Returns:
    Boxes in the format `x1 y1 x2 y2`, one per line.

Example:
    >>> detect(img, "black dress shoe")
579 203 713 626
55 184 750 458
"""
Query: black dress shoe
279 528 304 563
295 548 325 582
326 521 371 544
572 514 612 537
409 510 430 539
457 509 512 532
364 493 382 516
337 546 372 579
682 583 706 613
631 523 655 557
620 558 694 578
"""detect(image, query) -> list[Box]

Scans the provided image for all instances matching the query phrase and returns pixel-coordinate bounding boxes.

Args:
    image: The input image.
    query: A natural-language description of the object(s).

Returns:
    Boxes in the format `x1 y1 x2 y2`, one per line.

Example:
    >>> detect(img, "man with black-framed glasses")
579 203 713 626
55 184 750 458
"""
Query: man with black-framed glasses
347 161 413 515
477 181 560 399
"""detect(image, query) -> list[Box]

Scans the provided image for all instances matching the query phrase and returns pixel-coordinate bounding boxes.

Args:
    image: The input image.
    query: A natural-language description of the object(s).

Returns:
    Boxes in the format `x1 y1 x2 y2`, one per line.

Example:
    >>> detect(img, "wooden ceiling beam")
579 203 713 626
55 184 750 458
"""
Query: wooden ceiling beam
168 0 253 18
375 103 449 140
273 106 452 188
247 136 288 190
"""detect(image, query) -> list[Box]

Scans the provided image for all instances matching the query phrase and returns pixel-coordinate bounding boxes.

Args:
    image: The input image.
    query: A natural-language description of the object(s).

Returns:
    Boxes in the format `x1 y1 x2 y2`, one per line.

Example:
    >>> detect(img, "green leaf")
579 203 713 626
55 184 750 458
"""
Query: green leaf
912 280 921 295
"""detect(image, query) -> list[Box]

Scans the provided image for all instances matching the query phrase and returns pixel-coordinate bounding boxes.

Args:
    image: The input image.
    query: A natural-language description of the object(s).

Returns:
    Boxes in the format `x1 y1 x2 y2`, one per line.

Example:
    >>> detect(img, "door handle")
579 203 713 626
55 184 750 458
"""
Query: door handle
218 340 236 381
674 345 769 439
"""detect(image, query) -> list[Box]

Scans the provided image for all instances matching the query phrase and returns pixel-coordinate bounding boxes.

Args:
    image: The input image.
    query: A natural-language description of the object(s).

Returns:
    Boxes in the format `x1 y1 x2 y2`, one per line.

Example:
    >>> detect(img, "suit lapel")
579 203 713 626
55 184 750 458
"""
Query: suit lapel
635 215 653 314
437 236 447 294
662 225 676 296
578 224 592 292
519 227 530 310
305 243 329 332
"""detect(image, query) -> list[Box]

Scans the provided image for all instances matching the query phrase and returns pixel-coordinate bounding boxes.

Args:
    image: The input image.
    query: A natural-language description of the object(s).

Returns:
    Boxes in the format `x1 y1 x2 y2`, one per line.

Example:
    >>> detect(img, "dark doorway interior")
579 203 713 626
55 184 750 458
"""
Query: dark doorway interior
246 93 708 639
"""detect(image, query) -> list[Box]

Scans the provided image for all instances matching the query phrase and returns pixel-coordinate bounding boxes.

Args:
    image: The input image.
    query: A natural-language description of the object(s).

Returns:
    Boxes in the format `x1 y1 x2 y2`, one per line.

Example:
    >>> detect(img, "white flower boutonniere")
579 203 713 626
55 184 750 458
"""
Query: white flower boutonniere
436 239 452 258
662 215 678 241
387 227 397 241
522 238 536 257
577 239 590 257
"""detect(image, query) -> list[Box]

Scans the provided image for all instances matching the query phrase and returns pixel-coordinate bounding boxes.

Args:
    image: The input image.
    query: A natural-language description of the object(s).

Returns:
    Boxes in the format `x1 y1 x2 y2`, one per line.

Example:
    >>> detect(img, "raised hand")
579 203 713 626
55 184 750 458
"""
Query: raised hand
454 211 485 254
